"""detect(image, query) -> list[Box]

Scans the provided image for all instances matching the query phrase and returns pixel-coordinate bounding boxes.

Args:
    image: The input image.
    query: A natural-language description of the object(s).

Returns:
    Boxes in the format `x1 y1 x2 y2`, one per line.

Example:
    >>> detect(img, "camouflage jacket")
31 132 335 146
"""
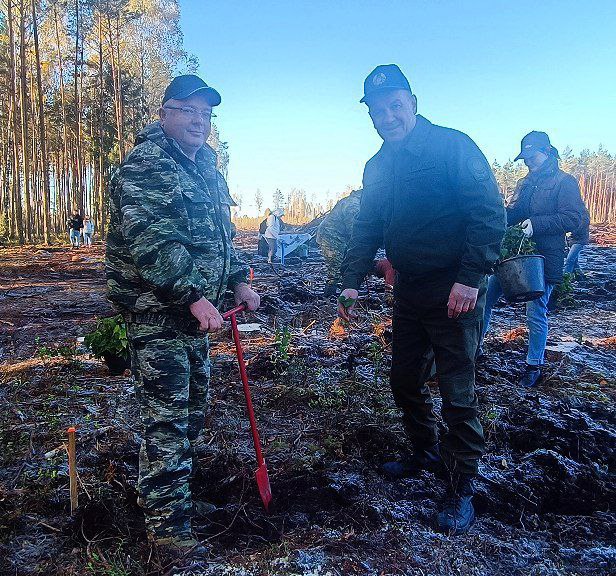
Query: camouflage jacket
106 122 248 322
316 190 363 248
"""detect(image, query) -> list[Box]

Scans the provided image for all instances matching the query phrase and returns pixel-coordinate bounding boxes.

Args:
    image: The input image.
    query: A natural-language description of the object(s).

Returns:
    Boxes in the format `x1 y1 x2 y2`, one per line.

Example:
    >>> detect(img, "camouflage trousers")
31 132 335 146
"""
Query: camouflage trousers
127 322 211 540
317 235 346 286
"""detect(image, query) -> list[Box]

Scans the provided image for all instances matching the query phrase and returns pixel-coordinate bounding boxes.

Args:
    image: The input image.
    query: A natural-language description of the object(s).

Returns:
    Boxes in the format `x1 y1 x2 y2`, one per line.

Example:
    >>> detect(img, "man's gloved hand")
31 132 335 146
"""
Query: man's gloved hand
520 219 534 238
233 282 260 311
337 288 359 321
373 258 397 286
190 297 224 332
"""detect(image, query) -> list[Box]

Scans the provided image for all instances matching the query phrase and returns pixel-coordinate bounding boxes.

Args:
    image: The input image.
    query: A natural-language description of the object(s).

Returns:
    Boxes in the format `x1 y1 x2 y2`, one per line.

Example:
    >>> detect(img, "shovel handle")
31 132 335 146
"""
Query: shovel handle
222 303 246 320
224 305 266 467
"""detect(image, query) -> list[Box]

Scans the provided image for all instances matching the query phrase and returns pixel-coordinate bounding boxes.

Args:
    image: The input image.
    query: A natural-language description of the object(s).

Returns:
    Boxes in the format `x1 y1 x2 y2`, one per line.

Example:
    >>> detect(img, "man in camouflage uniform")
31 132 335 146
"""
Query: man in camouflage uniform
317 190 397 296
106 75 260 562
316 190 363 295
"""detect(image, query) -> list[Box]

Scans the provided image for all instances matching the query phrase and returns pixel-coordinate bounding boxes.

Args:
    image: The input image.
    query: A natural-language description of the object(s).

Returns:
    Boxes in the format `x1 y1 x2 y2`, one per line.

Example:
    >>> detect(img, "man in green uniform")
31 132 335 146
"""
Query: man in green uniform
106 75 260 564
339 65 505 534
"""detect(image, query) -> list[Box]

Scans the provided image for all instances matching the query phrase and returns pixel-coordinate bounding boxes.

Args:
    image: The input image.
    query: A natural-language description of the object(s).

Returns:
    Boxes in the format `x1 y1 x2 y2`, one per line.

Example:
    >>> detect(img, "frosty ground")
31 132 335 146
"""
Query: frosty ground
0 228 614 576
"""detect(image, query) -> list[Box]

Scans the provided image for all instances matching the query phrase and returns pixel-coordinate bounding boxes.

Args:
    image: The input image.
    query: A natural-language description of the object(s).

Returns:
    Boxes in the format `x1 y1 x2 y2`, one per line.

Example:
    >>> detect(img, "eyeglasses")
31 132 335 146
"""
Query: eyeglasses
163 105 216 121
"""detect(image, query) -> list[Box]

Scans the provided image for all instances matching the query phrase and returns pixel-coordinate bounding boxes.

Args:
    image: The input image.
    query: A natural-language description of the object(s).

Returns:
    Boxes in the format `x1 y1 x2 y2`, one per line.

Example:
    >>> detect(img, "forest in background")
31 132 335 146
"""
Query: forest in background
0 0 615 244
0 0 229 244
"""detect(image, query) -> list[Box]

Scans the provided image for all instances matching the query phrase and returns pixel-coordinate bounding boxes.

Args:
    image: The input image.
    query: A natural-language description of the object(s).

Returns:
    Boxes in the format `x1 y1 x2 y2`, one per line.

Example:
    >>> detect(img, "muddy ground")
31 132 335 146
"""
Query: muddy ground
0 228 615 576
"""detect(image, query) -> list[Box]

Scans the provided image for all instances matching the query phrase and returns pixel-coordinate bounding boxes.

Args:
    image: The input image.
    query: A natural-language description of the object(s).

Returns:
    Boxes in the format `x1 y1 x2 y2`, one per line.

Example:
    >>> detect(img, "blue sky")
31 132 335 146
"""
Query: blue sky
179 1 616 214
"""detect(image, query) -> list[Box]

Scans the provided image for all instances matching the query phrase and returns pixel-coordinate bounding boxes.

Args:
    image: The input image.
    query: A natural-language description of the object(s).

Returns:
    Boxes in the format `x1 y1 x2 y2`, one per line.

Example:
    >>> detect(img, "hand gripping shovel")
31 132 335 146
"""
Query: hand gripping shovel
222 304 272 511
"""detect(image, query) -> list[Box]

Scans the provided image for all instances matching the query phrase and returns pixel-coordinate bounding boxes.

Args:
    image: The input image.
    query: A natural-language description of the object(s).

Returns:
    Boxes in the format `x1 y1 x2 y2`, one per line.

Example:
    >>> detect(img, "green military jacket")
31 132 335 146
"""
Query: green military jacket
316 190 363 248
106 122 248 322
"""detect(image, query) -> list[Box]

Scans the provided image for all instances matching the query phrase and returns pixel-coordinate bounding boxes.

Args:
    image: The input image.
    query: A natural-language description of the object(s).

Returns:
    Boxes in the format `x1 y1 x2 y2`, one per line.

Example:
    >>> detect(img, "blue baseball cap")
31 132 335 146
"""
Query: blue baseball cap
360 64 412 103
515 131 560 161
162 74 221 106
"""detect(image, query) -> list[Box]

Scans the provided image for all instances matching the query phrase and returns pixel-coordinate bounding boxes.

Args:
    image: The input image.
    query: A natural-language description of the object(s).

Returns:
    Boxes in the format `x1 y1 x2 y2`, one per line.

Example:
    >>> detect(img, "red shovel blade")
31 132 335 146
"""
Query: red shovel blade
256 461 272 512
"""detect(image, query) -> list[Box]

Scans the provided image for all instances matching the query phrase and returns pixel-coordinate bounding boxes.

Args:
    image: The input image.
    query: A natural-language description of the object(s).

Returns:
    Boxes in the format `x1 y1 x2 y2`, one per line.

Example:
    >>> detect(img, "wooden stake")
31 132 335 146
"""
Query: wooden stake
67 426 78 515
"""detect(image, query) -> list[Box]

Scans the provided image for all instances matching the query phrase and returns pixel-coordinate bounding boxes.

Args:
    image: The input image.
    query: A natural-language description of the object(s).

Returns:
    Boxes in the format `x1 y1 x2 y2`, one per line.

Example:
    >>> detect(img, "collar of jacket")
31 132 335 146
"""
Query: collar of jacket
134 121 218 176
380 114 433 159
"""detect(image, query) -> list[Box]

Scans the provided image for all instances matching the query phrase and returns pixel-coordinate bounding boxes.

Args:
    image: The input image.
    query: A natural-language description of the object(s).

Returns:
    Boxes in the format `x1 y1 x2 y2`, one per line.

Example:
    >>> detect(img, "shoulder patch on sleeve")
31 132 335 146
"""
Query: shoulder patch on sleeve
467 157 491 182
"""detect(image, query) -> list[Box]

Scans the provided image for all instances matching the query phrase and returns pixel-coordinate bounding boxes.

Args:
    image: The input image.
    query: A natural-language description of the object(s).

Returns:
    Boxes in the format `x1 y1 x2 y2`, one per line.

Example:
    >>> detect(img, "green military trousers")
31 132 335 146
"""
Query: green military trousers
127 322 211 540
390 279 486 477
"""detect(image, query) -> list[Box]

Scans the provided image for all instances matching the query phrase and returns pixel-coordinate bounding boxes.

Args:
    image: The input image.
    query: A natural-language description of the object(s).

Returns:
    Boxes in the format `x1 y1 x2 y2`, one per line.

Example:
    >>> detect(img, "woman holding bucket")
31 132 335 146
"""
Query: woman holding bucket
480 132 586 388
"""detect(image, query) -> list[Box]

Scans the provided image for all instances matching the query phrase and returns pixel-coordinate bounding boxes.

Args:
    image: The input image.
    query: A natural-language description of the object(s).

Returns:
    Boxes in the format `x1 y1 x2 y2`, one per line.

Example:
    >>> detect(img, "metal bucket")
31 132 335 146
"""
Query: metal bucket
494 255 545 303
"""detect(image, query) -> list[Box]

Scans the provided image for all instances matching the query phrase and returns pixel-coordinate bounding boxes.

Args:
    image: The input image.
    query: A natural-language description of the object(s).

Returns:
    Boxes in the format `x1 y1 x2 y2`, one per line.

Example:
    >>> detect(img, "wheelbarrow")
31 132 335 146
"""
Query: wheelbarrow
222 304 272 512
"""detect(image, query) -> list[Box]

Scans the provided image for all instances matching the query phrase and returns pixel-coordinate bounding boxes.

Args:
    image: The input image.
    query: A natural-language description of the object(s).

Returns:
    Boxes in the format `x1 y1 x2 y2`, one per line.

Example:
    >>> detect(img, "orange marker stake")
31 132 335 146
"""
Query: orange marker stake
249 267 254 288
67 427 78 515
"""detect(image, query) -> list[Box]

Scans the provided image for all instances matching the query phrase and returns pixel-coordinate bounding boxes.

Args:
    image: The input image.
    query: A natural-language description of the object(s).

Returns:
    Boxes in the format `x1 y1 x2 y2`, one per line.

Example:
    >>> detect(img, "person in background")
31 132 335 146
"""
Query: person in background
264 208 284 263
317 189 363 296
317 188 397 296
68 212 84 248
257 208 271 257
481 131 586 388
82 215 95 248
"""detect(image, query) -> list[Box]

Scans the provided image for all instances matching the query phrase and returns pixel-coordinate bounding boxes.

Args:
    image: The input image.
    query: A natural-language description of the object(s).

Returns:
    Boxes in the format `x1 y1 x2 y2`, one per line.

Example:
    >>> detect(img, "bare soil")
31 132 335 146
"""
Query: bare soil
0 227 614 576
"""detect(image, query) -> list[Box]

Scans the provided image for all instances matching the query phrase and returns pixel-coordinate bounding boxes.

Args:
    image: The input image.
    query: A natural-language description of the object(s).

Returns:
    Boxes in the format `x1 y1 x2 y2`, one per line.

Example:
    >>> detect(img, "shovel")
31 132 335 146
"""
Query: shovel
222 304 272 512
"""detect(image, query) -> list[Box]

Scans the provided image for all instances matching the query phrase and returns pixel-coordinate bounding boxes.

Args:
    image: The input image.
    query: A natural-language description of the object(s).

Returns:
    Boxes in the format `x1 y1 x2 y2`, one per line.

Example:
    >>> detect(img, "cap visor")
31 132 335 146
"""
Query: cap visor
177 86 221 106
360 86 411 103
514 150 534 161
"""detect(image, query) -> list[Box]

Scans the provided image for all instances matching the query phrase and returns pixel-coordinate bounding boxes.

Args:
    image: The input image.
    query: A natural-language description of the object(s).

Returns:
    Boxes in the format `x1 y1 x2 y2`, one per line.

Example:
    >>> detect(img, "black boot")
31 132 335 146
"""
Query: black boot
382 444 441 478
519 364 542 388
436 475 475 535
156 533 210 568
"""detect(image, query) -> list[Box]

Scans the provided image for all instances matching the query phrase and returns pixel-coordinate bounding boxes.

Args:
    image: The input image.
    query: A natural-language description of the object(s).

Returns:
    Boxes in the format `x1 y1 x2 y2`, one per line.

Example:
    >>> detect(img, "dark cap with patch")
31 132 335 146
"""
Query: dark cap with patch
514 131 559 161
162 74 221 106
360 64 412 103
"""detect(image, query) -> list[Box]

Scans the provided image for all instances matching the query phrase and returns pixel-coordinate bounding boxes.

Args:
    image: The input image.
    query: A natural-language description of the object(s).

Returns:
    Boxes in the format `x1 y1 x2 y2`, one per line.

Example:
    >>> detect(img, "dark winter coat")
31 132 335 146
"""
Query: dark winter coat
506 156 586 284
341 114 506 300
68 216 83 231
570 206 591 245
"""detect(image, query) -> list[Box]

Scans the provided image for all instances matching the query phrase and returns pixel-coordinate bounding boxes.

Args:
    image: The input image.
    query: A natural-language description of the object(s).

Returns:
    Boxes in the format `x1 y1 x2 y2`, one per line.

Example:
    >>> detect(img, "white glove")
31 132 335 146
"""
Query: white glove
520 219 533 238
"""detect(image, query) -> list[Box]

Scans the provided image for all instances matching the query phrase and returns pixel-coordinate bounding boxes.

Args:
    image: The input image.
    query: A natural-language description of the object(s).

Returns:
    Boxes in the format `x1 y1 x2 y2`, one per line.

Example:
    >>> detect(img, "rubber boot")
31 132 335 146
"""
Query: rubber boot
436 475 476 535
382 444 441 478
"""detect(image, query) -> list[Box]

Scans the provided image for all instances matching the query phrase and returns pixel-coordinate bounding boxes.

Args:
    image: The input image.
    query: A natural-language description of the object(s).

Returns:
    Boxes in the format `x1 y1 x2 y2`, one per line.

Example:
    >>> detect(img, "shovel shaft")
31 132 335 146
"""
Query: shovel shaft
228 311 265 467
